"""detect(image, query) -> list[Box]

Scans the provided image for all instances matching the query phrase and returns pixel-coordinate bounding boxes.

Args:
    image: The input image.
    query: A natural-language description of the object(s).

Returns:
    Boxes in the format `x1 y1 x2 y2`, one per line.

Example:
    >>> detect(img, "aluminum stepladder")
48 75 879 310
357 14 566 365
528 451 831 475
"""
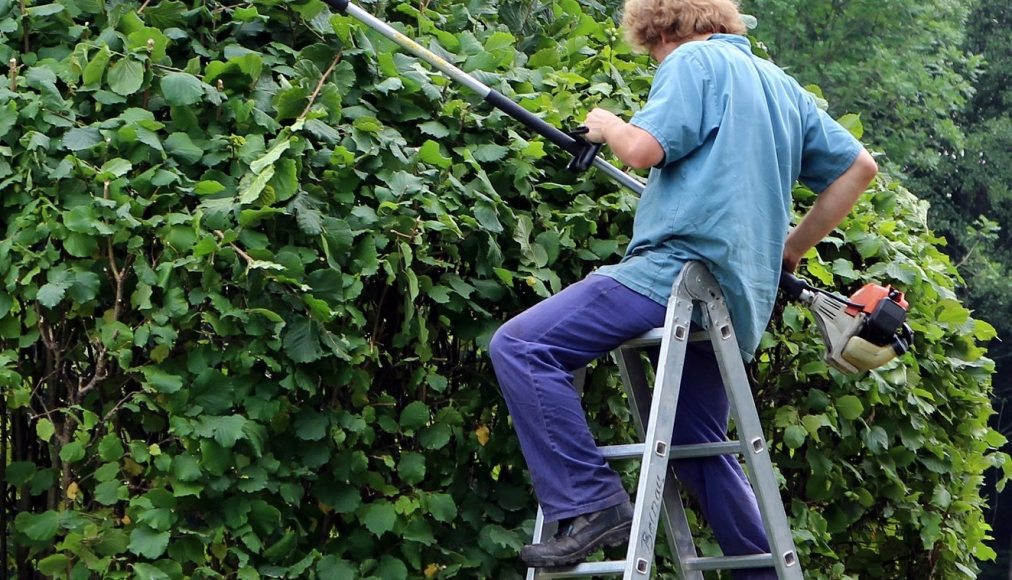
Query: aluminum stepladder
526 262 803 580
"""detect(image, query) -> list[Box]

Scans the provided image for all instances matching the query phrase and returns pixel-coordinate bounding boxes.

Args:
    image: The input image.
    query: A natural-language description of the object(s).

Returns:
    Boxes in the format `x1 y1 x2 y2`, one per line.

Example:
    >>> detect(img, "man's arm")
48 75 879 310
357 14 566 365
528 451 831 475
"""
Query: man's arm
782 148 878 272
583 108 665 170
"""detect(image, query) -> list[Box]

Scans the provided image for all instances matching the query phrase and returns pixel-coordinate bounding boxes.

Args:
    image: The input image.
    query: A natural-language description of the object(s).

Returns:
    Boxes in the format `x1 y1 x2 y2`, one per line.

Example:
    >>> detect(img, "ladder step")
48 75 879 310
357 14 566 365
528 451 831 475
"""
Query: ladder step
533 553 777 578
684 553 775 571
600 440 741 460
618 328 709 348
531 560 627 578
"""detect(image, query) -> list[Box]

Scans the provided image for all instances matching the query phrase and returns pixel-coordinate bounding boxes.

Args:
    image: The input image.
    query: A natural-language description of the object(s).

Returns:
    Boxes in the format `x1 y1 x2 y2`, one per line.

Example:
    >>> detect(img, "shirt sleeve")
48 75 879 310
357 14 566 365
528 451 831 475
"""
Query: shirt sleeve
798 96 862 193
629 51 715 167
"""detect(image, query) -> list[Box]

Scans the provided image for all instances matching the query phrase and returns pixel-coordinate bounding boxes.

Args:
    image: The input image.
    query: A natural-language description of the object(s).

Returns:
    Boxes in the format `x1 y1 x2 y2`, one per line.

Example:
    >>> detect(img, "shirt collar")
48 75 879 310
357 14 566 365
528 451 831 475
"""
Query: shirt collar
707 34 752 54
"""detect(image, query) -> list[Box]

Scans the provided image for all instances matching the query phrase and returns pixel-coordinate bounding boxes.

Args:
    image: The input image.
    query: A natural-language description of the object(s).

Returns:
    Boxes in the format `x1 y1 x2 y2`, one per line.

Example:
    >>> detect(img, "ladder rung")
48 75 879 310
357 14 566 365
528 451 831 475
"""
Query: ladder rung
684 553 775 571
670 440 740 458
599 443 644 459
618 328 709 348
599 441 740 461
532 560 627 578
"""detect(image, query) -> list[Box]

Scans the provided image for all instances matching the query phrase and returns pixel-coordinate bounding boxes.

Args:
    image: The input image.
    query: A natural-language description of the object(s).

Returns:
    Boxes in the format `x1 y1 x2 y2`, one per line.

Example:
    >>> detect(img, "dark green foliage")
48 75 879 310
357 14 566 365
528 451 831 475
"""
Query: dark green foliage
741 0 980 174
0 0 1006 578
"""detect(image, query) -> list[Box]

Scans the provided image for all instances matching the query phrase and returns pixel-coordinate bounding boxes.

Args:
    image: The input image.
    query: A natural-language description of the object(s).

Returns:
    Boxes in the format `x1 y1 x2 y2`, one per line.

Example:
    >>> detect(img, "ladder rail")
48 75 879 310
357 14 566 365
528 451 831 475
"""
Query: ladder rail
703 306 802 577
616 348 701 580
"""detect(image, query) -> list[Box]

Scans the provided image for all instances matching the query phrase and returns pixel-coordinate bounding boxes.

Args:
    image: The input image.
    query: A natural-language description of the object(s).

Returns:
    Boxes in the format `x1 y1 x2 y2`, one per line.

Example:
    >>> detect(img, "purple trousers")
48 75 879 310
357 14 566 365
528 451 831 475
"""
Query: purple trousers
489 274 776 579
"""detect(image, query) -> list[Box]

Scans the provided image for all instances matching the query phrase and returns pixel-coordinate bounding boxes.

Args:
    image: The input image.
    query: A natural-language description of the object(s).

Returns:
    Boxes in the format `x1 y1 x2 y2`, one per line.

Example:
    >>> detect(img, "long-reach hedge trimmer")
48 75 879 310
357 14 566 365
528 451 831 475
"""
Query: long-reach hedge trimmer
322 0 913 373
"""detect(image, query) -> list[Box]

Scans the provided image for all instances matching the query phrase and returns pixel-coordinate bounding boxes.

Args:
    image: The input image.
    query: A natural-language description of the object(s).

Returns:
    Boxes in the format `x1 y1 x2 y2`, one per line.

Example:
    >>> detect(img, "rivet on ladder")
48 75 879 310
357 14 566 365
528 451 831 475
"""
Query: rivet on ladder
784 551 798 566
751 437 765 453
674 325 687 340
720 324 731 339
636 558 649 574
655 441 668 456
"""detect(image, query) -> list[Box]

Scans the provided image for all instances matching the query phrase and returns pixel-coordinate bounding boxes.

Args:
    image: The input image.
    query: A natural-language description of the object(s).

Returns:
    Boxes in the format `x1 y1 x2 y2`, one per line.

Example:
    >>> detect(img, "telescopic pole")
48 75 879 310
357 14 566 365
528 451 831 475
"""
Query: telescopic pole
323 0 646 194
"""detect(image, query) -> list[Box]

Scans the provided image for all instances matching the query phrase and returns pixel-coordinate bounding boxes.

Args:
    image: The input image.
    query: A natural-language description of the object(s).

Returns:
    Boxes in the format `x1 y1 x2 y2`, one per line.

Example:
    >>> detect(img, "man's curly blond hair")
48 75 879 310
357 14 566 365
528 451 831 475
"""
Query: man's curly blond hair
622 0 747 53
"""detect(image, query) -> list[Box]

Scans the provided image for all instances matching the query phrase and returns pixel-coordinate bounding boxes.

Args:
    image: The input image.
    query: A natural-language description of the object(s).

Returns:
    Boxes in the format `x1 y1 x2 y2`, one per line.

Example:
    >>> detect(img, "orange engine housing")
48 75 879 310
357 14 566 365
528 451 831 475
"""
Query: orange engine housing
845 283 908 317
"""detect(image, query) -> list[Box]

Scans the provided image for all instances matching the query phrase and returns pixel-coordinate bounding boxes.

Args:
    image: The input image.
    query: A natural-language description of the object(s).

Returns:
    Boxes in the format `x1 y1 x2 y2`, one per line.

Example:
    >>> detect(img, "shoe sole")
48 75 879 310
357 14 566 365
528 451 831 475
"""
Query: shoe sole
522 522 632 568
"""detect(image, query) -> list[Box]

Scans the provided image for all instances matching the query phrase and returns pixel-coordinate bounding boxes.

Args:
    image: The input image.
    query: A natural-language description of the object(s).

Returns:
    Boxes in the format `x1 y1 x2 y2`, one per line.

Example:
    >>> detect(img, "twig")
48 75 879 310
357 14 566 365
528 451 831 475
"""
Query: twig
8 58 17 92
299 52 343 120
213 230 256 268
78 250 133 399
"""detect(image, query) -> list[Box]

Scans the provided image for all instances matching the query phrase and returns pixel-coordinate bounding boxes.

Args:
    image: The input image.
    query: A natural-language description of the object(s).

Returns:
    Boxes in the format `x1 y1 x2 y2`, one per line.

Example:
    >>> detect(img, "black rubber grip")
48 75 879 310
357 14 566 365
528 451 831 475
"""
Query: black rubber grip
779 271 808 299
485 90 579 155
323 0 349 13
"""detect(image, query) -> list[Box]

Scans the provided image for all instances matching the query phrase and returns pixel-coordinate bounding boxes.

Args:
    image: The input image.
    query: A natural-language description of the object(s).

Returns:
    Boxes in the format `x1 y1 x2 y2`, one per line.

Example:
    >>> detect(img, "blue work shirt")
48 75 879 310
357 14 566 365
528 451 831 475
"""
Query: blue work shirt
594 34 861 360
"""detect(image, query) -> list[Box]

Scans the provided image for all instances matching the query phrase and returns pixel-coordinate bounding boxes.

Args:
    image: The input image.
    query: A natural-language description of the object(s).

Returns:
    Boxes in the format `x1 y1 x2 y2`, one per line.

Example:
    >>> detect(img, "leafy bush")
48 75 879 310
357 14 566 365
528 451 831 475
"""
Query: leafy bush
0 0 1006 578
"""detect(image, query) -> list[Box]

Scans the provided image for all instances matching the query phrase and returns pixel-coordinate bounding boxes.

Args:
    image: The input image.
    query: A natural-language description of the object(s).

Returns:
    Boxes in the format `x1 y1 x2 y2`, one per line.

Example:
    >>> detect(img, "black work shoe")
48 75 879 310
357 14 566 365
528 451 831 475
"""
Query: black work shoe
520 500 634 567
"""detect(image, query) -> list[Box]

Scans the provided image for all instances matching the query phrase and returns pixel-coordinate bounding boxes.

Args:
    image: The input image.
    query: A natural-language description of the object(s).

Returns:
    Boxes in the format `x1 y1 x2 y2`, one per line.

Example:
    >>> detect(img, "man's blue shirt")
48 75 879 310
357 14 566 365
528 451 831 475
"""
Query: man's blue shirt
594 34 861 360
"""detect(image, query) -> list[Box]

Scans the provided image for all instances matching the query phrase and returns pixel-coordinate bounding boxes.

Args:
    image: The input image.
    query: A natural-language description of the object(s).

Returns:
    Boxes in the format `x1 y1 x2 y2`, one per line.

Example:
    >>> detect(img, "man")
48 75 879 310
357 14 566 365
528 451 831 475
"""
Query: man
488 0 878 575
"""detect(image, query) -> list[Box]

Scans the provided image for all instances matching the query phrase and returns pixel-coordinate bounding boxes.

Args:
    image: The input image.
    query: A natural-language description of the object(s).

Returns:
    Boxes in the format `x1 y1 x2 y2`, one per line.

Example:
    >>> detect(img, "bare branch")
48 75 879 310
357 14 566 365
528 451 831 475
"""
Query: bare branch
299 52 343 120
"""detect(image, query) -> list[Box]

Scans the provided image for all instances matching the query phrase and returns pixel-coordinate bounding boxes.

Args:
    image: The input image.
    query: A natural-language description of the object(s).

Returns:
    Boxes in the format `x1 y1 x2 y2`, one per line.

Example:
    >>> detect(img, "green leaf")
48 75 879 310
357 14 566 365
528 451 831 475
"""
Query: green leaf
15 510 61 541
474 202 503 233
283 317 324 363
238 165 275 204
141 366 183 394
836 395 864 421
83 45 111 86
317 556 356 579
128 526 171 559
427 493 457 522
263 531 297 561
36 553 70 575
164 132 205 164
294 410 329 441
36 418 55 441
249 138 291 174
419 139 451 168
837 113 864 139
362 502 397 536
194 180 226 195
99 158 133 179
418 423 451 449
375 555 408 580
160 72 204 106
63 127 103 151
0 102 17 139
27 3 63 16
397 452 426 485
133 563 172 580
473 143 509 162
59 441 86 463
107 58 145 96
94 480 125 505
212 415 248 448
5 462 37 486
399 401 429 430
37 281 70 308
127 27 170 62
327 485 361 513
173 454 201 482
783 425 807 449
98 434 125 461
418 121 449 138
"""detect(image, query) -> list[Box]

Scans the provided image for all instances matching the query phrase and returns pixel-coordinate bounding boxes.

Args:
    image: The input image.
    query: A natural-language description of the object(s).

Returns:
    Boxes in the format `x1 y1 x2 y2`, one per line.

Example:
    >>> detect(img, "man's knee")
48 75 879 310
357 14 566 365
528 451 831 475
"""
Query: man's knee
490 322 522 367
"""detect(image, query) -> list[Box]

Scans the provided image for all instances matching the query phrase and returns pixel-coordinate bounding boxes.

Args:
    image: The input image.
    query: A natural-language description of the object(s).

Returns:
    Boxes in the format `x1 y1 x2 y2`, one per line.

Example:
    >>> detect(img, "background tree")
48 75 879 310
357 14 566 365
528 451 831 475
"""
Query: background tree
740 0 979 175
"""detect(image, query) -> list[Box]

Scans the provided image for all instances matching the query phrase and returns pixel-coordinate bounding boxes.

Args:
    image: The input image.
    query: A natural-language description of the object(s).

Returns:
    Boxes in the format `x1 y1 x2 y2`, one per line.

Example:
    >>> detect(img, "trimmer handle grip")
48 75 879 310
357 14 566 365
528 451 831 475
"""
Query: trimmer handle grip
564 126 603 173
779 270 809 300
